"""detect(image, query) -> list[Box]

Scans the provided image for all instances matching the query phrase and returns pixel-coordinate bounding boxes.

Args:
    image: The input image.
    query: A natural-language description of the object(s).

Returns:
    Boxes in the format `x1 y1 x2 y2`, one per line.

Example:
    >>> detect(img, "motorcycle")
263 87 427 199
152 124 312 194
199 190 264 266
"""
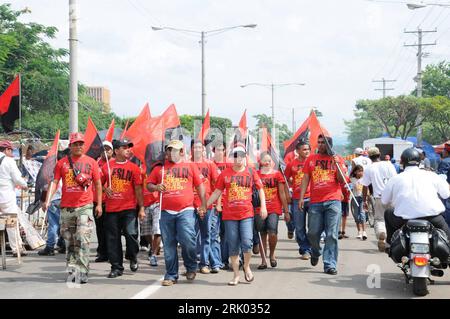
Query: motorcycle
389 219 450 296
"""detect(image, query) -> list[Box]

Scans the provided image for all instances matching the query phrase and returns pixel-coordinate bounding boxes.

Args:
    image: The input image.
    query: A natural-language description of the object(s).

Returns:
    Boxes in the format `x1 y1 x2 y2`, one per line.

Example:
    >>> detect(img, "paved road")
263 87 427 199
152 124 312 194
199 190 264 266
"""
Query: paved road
1 222 449 299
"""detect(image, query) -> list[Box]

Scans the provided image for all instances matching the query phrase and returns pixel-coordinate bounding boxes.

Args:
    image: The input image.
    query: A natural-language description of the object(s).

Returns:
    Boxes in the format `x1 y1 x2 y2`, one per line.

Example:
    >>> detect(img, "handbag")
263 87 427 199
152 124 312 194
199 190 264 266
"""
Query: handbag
248 167 261 208
68 155 92 189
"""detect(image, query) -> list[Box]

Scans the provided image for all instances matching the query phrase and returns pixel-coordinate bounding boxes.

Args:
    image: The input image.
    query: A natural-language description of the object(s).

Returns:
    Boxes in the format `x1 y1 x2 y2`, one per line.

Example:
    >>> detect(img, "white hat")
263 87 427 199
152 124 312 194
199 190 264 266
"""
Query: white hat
103 141 113 150
354 147 364 155
232 145 246 154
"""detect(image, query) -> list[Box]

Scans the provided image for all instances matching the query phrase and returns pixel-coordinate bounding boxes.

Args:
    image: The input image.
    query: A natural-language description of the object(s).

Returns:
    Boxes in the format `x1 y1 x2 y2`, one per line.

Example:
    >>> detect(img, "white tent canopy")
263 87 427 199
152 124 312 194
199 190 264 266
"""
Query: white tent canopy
363 137 413 161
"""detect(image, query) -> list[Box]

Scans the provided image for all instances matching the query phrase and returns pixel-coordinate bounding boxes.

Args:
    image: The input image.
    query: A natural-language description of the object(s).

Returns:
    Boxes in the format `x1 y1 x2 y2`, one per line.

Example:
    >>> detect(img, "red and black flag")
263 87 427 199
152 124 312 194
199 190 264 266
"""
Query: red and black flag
127 104 181 174
124 102 151 146
0 75 20 133
261 127 285 171
84 117 104 160
28 130 60 214
197 109 210 143
283 110 330 162
105 118 115 142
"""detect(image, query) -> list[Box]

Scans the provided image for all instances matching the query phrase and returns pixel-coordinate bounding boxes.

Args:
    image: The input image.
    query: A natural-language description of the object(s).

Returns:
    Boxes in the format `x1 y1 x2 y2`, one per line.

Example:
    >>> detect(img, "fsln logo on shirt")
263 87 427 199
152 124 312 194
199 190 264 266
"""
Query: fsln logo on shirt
168 167 189 179
112 168 133 181
229 175 251 188
314 159 337 171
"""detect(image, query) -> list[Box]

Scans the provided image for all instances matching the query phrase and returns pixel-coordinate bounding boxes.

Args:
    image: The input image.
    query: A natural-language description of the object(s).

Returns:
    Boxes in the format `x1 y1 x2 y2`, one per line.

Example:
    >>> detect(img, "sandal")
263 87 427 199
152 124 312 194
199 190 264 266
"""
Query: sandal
257 264 267 270
270 259 277 268
228 278 239 286
244 271 254 282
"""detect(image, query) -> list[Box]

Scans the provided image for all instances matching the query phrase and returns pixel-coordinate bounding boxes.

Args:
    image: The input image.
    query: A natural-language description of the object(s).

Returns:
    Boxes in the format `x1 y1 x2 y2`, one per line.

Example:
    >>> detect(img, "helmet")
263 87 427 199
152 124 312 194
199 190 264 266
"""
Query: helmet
400 148 420 167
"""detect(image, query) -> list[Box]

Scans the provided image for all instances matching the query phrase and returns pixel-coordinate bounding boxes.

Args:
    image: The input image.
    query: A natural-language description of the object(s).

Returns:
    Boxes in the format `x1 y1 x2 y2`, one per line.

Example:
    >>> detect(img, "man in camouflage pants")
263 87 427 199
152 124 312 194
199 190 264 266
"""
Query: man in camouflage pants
43 133 102 284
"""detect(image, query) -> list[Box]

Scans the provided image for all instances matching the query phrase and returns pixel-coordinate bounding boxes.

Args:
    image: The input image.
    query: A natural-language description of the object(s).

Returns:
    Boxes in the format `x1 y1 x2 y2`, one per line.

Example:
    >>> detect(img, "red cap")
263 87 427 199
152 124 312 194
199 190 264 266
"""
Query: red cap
445 143 450 152
0 140 13 149
69 132 85 145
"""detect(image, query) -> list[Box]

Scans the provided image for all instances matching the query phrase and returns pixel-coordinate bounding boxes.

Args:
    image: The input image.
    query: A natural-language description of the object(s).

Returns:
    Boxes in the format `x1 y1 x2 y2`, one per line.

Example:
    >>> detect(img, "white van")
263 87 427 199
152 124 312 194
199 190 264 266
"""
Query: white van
363 137 413 161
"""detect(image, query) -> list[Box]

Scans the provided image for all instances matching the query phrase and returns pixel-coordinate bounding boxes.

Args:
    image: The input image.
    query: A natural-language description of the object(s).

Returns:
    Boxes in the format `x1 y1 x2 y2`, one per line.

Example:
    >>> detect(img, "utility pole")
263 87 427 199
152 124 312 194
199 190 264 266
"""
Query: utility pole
372 78 396 98
201 31 206 118
404 27 436 145
271 84 275 146
69 0 78 133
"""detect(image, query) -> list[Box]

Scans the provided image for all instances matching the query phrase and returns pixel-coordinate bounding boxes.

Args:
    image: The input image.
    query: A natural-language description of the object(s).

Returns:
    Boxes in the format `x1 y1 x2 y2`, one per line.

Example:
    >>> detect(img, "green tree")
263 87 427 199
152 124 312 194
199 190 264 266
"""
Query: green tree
179 115 232 139
251 113 292 151
422 96 450 144
344 108 383 152
419 61 450 98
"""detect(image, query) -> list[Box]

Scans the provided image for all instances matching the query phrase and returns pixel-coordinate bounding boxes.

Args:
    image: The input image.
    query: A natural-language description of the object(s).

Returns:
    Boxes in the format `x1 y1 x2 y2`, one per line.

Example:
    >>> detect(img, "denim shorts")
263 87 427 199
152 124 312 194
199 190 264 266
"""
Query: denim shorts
341 201 349 217
254 213 279 234
224 218 254 256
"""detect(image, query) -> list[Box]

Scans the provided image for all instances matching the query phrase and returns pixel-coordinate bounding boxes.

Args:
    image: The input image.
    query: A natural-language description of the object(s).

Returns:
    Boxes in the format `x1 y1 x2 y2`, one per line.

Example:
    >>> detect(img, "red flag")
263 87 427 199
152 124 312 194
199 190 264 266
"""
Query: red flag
0 75 20 132
84 117 103 159
124 103 151 141
239 109 247 135
283 111 330 162
32 130 60 212
105 118 115 142
130 104 181 173
197 109 210 142
120 119 130 139
261 127 285 170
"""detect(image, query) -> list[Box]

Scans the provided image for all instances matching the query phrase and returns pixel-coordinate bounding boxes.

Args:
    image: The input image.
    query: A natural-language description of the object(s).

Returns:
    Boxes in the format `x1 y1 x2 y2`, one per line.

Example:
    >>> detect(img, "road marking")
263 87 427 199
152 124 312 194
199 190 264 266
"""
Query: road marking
130 276 164 299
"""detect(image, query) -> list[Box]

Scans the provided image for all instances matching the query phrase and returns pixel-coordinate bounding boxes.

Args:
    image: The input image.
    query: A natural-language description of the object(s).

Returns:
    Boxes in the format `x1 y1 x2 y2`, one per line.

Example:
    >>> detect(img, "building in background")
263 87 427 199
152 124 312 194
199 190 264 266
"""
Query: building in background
86 86 111 113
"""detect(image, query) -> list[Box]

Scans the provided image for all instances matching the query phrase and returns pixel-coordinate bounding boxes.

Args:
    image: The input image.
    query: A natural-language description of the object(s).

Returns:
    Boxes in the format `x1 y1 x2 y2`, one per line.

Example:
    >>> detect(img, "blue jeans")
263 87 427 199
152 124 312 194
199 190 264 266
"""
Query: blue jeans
307 200 341 271
293 199 311 255
351 196 365 224
285 202 295 233
160 210 198 280
46 199 63 249
219 213 229 265
209 210 223 268
198 209 222 269
224 218 254 256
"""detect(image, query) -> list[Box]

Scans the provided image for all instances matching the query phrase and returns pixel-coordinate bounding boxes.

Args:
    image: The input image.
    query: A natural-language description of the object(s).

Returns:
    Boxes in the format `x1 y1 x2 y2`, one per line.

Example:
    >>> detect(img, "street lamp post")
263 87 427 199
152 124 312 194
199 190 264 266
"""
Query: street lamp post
406 1 450 9
152 24 257 117
240 83 305 148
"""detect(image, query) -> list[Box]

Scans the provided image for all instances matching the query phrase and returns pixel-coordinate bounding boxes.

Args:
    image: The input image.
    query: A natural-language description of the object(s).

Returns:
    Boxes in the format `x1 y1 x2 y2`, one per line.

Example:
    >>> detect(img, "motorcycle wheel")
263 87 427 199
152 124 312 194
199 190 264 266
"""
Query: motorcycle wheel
412 277 428 296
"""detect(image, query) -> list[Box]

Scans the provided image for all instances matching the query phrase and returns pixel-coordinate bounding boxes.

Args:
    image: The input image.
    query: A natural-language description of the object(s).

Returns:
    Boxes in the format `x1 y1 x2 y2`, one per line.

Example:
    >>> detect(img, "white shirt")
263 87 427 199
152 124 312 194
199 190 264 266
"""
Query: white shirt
361 160 397 198
0 152 27 204
352 155 372 170
381 166 450 219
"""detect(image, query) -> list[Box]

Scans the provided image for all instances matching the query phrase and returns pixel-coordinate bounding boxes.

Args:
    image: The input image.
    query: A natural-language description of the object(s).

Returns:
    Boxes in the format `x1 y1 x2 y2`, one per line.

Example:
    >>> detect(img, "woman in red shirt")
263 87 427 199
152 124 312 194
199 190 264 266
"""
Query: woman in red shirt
207 145 267 286
255 152 290 269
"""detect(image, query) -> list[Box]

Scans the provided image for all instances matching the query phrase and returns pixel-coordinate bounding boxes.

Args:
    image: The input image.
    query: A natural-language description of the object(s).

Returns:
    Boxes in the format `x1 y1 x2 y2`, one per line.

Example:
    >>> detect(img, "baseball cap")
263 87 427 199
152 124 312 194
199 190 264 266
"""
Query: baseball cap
367 147 380 157
69 132 85 145
113 138 134 149
445 142 450 152
0 140 13 149
102 141 113 150
232 144 246 156
166 139 184 150
354 147 364 155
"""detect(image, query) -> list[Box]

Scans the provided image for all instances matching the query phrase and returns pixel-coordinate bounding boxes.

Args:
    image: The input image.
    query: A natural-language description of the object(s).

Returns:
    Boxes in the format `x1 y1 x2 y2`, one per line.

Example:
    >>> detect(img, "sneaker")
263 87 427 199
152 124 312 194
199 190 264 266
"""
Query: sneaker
140 246 149 252
130 259 139 272
199 266 210 274
362 231 368 240
356 231 362 239
325 268 338 275
310 256 319 267
378 232 386 252
186 271 196 281
149 255 158 267
338 231 343 240
79 273 89 284
38 247 55 256
300 252 311 260
210 267 220 274
162 279 177 286
287 231 294 239
95 256 108 262
221 264 230 270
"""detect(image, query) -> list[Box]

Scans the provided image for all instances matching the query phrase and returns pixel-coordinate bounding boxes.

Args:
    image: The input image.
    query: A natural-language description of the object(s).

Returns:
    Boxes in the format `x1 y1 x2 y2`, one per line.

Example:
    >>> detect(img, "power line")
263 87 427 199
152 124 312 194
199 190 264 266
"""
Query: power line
372 78 396 97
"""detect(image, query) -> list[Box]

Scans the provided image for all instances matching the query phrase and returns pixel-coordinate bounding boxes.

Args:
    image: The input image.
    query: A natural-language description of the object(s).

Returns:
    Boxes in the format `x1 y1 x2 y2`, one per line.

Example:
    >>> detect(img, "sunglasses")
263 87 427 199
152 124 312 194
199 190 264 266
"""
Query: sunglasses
233 152 246 158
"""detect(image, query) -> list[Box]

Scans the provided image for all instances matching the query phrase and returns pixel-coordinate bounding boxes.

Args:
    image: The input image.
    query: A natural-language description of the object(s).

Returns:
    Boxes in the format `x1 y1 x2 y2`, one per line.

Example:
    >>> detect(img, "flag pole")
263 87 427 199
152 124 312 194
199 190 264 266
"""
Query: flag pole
104 150 112 187
318 125 359 207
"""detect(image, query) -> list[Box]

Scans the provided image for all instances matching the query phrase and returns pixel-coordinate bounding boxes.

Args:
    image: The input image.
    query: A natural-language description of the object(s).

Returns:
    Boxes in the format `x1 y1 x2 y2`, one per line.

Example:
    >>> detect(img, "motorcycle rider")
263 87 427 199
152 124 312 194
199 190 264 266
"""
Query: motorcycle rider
381 148 450 248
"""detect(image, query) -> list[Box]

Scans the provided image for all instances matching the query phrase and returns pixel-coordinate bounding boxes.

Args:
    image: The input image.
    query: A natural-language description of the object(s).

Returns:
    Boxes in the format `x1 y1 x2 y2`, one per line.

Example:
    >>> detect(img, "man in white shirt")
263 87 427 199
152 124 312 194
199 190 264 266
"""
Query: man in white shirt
0 140 28 255
382 148 450 244
352 147 372 170
362 147 397 252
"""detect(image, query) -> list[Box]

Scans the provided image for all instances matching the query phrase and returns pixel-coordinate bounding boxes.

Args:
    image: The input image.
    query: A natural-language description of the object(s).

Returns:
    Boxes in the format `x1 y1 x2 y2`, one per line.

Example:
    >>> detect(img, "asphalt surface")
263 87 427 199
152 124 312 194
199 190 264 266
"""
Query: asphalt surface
1 220 449 299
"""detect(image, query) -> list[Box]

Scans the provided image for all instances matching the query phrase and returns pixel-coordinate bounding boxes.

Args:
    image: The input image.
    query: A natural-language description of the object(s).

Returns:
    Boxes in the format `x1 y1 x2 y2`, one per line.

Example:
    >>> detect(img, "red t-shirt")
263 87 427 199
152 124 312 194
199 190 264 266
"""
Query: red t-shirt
101 159 143 213
302 154 346 204
285 158 310 200
256 170 285 215
215 167 263 221
54 155 101 208
193 160 220 209
284 151 298 166
148 161 203 212
96 158 109 203
143 173 159 207
214 161 231 173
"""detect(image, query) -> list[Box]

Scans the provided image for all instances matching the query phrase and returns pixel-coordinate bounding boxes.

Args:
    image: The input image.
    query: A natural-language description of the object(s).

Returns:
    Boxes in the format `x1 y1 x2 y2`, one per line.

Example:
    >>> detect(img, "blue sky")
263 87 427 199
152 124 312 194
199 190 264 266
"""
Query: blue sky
9 0 450 145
